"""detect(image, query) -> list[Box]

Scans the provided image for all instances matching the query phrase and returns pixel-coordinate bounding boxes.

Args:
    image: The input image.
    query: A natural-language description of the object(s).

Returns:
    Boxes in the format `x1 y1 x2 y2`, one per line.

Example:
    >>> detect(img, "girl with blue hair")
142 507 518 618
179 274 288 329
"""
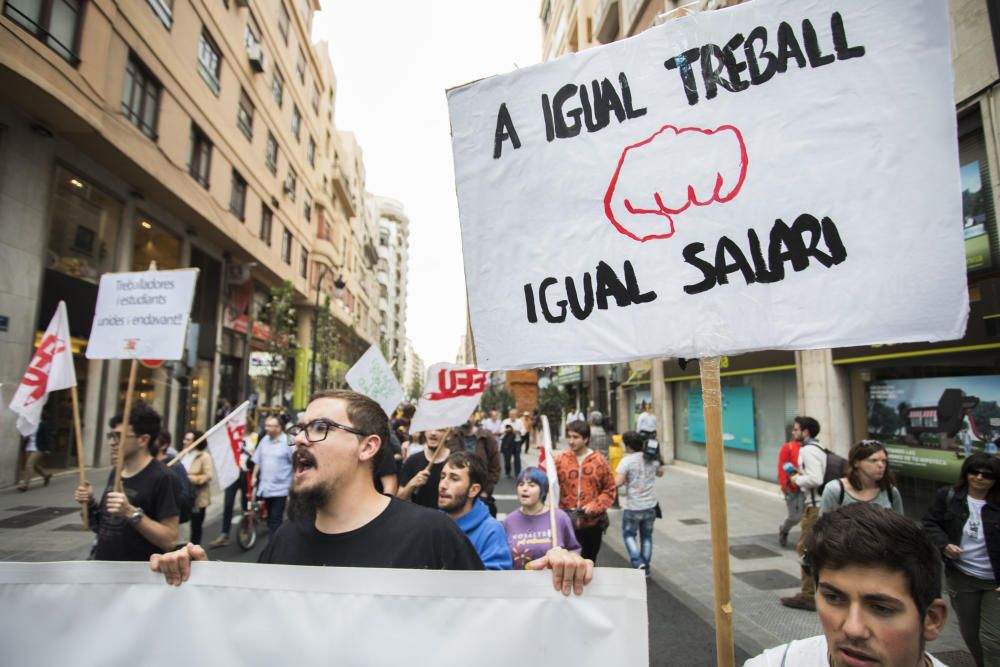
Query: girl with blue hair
502 466 580 569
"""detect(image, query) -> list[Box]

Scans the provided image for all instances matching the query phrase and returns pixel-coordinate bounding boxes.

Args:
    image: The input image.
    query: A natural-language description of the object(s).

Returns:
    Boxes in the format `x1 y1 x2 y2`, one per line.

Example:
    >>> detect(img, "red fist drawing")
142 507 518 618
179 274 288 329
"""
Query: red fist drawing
603 124 748 242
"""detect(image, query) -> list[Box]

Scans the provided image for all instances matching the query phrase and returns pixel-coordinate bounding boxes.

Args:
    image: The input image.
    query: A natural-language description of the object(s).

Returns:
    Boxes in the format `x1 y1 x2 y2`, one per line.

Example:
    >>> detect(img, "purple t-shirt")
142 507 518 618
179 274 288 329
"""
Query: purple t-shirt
502 508 581 570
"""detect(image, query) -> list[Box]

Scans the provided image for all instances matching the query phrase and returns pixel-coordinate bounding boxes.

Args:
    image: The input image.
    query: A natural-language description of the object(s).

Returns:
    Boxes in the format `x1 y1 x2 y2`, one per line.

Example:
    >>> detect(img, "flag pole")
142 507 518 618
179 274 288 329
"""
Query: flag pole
700 356 734 667
114 358 138 493
69 385 88 529
167 430 211 466
424 427 453 472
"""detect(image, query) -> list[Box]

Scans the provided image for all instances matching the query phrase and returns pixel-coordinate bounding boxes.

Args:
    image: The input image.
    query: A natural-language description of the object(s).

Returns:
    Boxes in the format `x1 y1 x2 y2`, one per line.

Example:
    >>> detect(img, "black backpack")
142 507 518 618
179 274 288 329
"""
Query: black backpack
164 458 193 524
805 441 848 493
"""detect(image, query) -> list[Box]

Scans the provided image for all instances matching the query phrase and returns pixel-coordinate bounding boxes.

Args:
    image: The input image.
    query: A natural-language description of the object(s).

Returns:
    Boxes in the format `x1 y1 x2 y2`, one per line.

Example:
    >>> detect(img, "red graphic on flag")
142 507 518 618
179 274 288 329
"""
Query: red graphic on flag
426 368 489 400
225 418 245 466
21 334 68 408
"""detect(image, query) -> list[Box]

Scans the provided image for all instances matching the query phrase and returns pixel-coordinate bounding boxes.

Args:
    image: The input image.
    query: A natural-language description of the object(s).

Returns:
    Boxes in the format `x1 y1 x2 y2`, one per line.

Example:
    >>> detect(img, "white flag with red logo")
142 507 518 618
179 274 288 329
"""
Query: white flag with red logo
205 401 249 490
537 415 560 507
409 363 489 433
9 302 77 436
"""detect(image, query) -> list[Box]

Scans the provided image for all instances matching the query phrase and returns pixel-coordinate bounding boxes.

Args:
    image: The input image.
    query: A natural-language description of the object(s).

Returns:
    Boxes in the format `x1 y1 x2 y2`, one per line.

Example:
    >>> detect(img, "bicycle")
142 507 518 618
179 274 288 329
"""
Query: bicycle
236 459 268 551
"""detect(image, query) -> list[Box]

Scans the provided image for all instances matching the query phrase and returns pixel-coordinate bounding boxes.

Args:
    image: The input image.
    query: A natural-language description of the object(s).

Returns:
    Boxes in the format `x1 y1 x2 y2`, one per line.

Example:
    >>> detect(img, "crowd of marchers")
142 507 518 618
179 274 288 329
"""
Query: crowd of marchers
47 390 1000 666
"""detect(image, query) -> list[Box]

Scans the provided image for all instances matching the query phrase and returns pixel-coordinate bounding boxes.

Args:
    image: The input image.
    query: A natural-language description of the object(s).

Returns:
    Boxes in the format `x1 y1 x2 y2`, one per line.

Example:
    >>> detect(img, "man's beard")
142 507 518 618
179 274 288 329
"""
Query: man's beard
439 487 470 514
288 481 334 521
287 448 333 521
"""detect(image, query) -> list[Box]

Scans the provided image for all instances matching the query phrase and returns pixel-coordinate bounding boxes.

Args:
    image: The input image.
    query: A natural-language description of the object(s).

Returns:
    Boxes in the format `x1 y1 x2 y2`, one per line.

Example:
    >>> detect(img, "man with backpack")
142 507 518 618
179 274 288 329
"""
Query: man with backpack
155 432 193 532
779 416 840 612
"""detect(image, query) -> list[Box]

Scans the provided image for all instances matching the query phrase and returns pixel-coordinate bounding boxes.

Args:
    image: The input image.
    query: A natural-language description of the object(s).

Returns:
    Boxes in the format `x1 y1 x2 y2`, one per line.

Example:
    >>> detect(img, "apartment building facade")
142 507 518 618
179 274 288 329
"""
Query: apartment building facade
372 194 409 378
0 0 382 480
539 0 1000 511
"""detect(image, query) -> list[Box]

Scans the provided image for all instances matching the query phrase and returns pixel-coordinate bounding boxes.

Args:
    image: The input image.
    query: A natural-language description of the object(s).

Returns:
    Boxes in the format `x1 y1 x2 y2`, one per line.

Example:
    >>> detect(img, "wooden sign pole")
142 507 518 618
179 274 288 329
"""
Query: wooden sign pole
549 499 559 549
700 356 735 667
69 385 88 529
113 358 138 493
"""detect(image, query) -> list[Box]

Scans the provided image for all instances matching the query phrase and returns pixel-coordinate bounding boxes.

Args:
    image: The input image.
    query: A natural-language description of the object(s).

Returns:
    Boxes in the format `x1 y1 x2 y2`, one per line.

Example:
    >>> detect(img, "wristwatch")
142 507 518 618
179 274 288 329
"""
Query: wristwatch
128 507 145 525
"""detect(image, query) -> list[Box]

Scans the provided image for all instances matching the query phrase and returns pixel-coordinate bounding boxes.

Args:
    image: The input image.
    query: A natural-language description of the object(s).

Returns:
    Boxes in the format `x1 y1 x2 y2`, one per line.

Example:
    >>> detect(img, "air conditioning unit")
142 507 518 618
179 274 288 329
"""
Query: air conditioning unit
247 42 265 73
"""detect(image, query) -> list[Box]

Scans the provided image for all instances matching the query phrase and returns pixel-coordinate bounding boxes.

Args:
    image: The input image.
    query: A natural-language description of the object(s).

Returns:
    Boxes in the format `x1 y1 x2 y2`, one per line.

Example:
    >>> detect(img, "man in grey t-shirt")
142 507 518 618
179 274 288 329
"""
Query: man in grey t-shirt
614 432 663 576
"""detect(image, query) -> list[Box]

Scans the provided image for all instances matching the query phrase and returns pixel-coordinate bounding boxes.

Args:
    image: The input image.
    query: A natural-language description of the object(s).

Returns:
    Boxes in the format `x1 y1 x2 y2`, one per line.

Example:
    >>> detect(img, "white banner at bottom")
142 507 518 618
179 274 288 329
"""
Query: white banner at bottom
0 561 647 665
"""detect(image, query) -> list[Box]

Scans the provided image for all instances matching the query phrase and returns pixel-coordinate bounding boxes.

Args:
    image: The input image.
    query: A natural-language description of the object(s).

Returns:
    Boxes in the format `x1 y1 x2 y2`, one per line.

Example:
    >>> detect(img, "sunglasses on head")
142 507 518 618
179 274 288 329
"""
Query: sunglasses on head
969 469 997 481
858 439 883 449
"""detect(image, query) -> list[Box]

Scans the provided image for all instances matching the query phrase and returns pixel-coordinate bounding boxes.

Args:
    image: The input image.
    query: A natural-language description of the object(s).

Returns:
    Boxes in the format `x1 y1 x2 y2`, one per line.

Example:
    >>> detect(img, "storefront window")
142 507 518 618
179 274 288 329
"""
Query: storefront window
47 167 121 284
39 167 122 469
960 111 998 273
132 216 181 270
672 370 798 482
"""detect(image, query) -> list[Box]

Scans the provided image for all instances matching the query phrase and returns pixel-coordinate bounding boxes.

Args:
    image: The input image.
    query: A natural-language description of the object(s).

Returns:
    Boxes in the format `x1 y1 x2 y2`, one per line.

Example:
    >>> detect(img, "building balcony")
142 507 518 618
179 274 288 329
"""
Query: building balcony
331 163 356 218
595 0 620 43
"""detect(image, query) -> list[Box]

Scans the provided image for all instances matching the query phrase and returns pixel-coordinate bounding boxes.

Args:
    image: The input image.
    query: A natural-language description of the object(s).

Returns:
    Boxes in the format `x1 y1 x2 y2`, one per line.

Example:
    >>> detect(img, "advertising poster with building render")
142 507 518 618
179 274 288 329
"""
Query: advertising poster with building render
867 375 1000 483
448 0 968 370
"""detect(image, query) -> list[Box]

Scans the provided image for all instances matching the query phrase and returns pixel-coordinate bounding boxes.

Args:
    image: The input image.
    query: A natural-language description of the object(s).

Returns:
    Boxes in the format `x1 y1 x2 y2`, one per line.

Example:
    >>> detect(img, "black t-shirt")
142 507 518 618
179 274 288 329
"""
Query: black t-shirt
373 441 399 495
398 449 446 509
93 459 179 561
257 497 483 570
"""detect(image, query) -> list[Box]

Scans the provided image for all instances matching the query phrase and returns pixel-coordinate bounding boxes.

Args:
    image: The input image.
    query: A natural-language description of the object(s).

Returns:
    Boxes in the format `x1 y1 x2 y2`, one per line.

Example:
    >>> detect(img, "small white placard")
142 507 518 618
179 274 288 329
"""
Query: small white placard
85 269 199 360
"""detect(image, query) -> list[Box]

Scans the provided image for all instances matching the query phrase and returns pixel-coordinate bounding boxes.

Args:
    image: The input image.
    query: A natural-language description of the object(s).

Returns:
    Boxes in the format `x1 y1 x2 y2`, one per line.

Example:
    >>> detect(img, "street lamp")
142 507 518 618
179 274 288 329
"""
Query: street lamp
310 263 345 396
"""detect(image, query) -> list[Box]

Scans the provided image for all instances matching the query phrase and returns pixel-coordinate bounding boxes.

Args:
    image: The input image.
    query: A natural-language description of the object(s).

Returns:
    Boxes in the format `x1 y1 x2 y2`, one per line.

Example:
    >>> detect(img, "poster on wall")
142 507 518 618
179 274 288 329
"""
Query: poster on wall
867 375 1000 483
688 386 755 451
962 161 994 272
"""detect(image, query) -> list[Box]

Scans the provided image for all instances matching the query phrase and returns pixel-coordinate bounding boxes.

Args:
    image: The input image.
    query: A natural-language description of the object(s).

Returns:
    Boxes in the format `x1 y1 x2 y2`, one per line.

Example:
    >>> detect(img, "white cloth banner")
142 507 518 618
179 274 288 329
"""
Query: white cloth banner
9 301 77 436
346 345 405 417
0 561 647 665
448 0 967 370
409 363 489 432
86 269 199 360
205 401 249 490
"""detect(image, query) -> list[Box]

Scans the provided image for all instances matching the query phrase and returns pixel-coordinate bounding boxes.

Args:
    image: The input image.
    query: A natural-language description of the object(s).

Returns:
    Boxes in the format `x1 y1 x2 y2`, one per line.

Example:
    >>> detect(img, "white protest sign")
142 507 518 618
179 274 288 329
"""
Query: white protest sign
409 363 489 432
447 0 967 370
0 562 648 664
86 269 199 360
346 345 405 417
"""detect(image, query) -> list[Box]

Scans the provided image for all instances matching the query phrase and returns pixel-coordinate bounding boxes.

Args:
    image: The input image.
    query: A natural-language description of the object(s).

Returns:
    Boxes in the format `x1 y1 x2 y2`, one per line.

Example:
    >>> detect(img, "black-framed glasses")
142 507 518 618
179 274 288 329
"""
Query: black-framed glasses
105 430 136 443
286 419 366 444
969 470 996 481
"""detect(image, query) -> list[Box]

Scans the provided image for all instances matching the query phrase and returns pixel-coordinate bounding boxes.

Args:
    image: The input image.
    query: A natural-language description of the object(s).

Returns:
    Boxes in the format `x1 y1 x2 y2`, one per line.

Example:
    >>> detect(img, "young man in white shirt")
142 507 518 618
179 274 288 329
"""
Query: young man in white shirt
781 416 827 611
636 403 657 439
746 503 949 667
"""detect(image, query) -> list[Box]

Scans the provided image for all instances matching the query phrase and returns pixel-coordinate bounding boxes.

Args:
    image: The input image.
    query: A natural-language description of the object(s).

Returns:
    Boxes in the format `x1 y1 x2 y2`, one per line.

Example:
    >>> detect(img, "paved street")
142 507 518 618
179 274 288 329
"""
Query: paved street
0 451 976 666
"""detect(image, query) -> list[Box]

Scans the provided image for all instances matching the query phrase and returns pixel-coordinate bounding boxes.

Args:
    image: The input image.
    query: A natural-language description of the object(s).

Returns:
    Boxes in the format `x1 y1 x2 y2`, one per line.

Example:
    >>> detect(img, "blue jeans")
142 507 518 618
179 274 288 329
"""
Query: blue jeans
219 477 242 538
264 496 287 540
622 508 656 569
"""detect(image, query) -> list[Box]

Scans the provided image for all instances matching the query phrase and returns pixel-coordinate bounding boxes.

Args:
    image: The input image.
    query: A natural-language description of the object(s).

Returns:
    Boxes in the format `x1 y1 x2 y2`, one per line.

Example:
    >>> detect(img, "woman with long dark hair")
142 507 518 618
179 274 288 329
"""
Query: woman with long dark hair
923 452 1000 666
819 440 902 515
